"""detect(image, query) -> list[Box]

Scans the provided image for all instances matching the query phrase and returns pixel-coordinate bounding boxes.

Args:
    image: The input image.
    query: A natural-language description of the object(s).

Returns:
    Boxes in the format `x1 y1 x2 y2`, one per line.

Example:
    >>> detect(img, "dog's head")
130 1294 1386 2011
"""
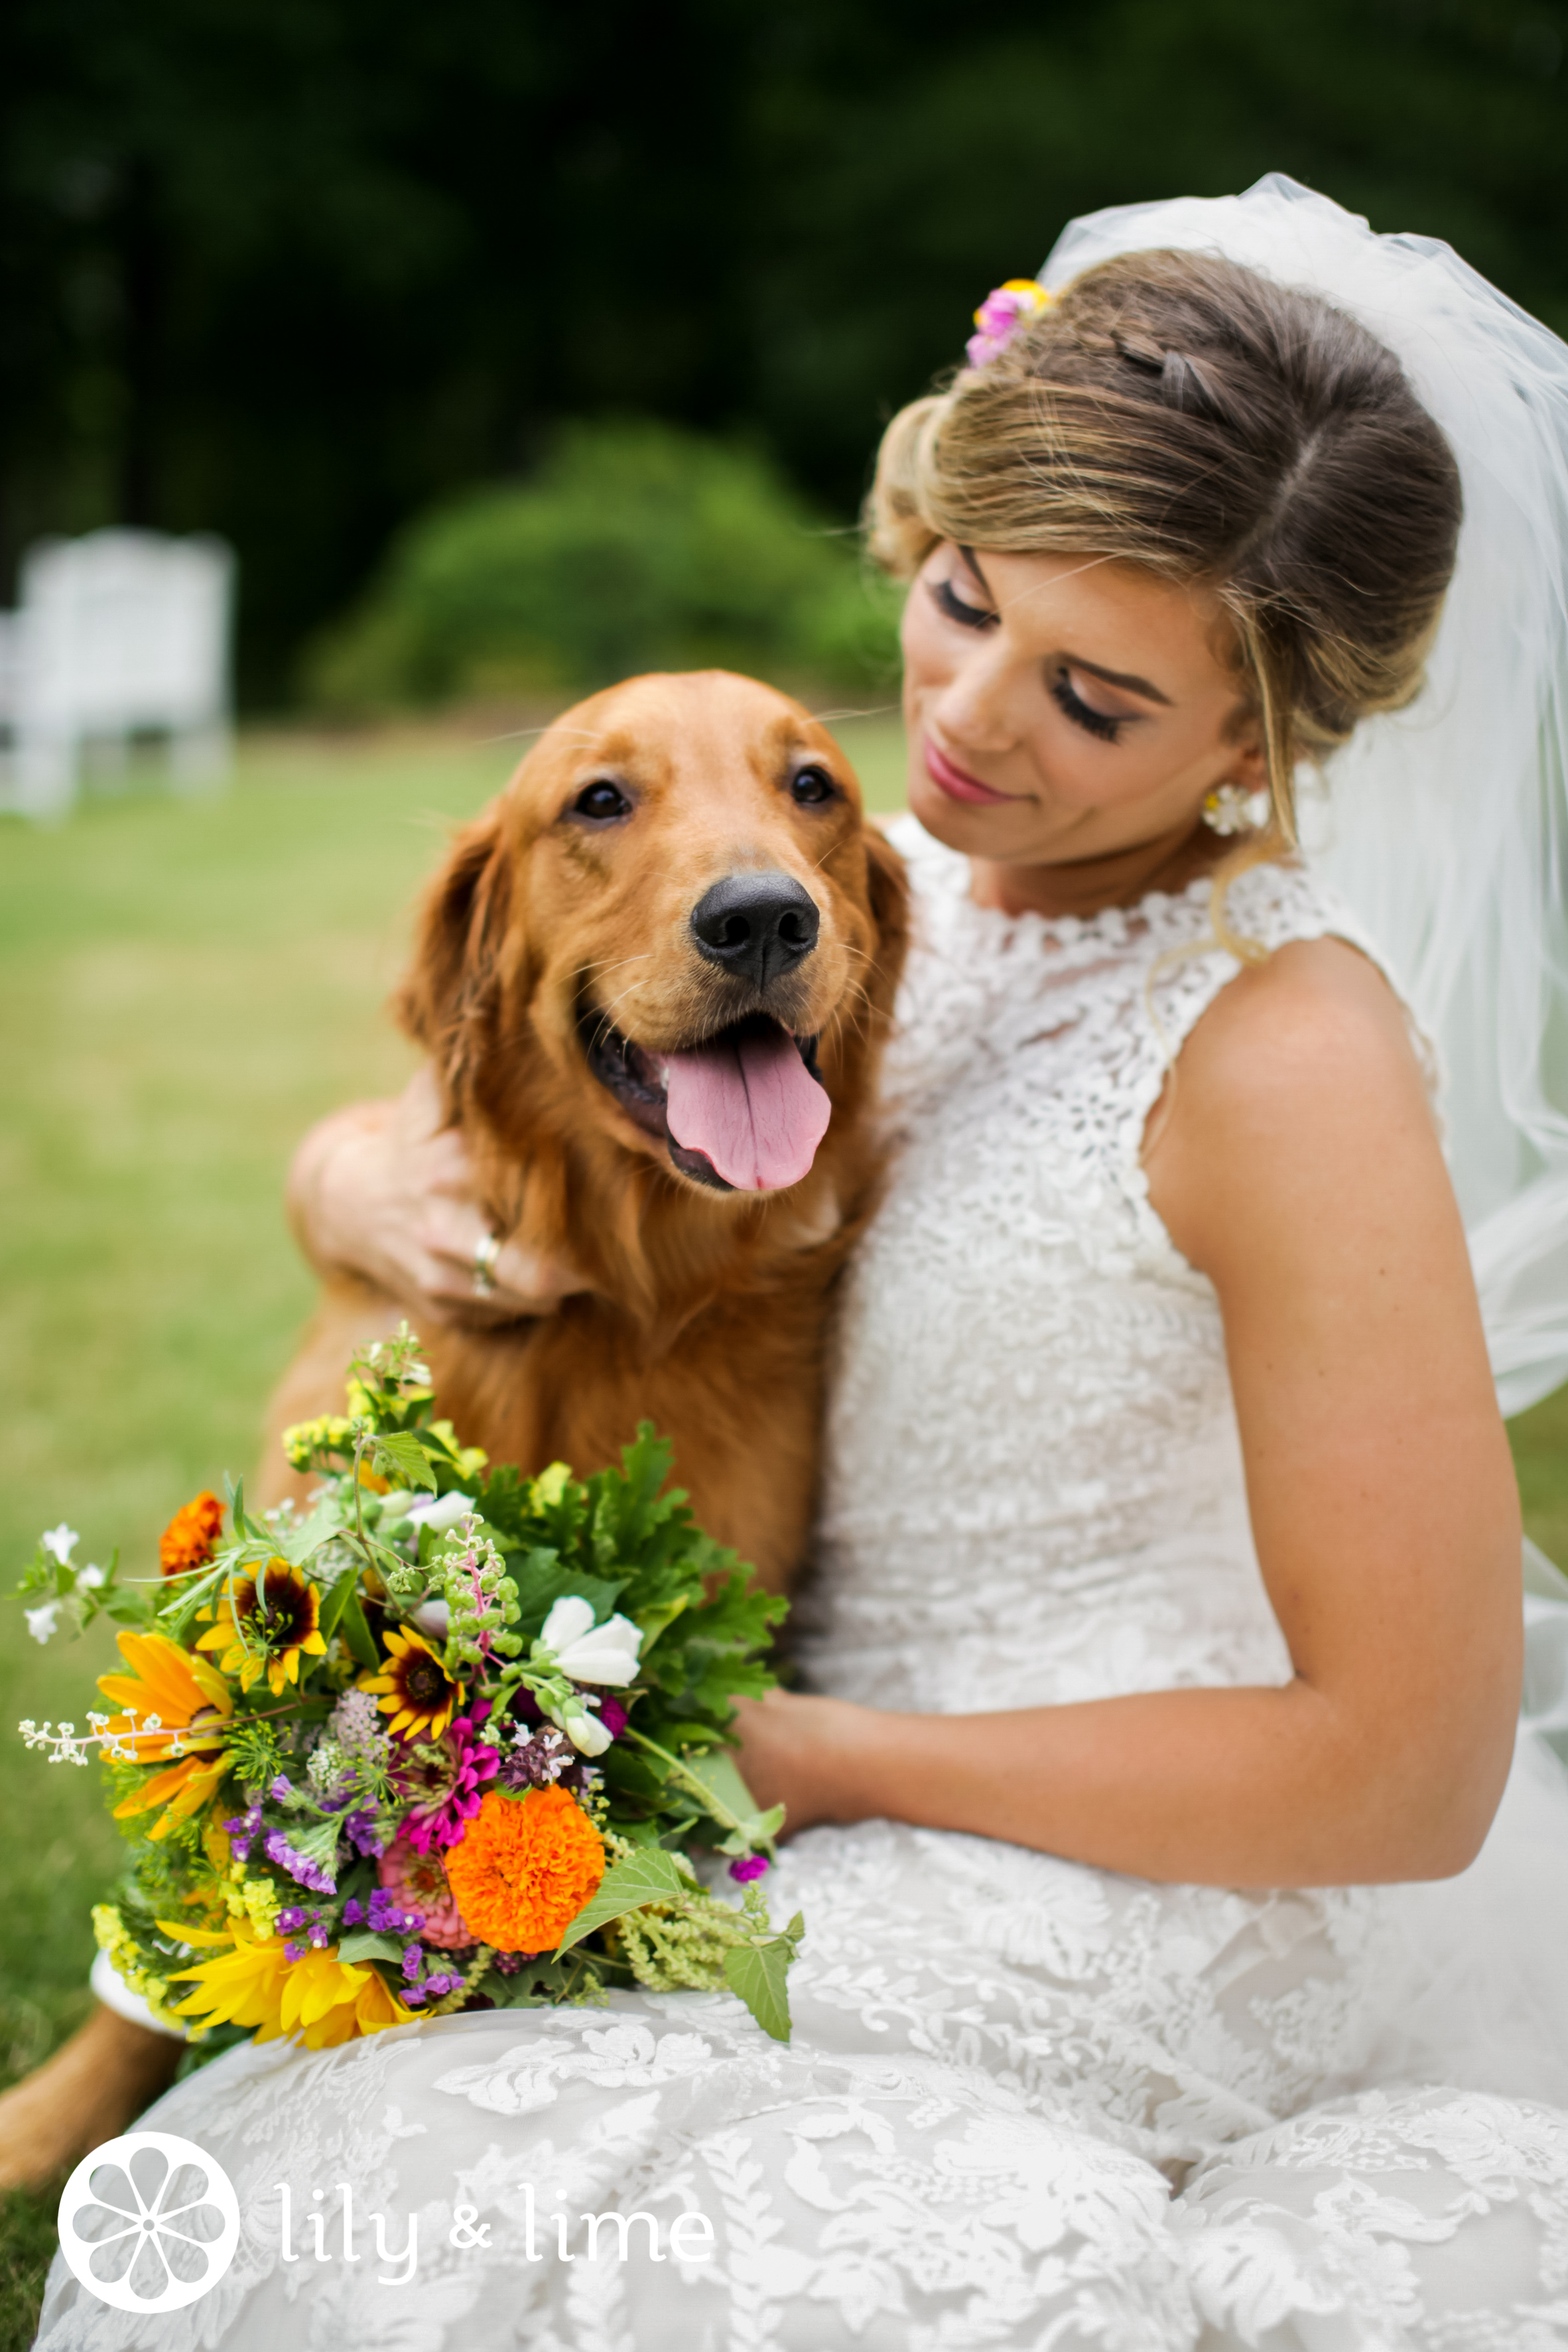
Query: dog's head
400 671 907 1218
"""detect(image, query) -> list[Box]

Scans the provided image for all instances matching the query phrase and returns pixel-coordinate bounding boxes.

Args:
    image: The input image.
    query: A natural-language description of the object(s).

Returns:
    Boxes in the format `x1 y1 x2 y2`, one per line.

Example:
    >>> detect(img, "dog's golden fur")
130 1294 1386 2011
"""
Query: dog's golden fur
263 671 907 1589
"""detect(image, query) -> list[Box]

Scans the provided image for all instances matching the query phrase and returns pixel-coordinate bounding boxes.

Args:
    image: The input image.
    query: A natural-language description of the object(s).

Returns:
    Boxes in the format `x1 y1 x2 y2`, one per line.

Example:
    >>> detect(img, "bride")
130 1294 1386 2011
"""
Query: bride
38 177 1568 2349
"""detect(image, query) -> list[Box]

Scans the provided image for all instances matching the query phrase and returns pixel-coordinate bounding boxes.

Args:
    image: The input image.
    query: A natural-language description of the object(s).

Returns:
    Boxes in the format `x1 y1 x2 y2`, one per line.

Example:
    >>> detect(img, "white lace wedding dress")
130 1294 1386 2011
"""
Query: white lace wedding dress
40 818 1568 2352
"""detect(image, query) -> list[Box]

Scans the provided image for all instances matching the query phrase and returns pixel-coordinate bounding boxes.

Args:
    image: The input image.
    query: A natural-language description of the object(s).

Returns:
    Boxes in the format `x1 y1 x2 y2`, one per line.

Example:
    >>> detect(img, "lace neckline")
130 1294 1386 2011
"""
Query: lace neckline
893 815 1237 960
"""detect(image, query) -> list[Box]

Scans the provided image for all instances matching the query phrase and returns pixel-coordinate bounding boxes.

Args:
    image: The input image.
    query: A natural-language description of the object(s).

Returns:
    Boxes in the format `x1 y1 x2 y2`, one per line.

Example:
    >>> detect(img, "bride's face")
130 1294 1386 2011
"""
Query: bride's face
901 543 1266 867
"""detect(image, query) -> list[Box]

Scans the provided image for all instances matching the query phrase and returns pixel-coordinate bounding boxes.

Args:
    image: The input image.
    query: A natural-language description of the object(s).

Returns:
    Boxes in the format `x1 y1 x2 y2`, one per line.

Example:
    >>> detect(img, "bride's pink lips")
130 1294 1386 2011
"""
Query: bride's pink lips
923 739 1020 807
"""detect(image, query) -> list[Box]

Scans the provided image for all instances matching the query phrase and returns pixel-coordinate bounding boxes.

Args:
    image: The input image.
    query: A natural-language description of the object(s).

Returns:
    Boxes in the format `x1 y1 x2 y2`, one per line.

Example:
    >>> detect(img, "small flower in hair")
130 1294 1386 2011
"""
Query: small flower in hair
966 279 1053 369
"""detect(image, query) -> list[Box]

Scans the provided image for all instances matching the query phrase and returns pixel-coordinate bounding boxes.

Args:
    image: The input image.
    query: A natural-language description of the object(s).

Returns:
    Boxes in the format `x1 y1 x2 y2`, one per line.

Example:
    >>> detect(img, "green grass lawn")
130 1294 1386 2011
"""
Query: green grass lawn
0 717 1563 2343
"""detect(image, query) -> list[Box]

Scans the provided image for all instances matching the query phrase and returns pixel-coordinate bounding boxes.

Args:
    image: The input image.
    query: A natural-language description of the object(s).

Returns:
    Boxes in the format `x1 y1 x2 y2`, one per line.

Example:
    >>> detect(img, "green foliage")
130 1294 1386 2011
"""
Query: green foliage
304 419 901 711
722 1911 805 2044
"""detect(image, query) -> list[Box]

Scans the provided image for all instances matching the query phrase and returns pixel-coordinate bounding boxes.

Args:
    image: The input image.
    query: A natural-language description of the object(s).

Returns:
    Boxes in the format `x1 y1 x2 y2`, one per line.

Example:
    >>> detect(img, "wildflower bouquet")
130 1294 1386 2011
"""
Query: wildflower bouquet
16 1329 803 2052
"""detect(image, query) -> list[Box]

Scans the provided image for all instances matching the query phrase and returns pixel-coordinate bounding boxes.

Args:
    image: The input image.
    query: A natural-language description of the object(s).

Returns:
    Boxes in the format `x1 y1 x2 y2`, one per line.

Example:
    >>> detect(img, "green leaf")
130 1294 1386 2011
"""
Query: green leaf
336 1931 405 1966
631 1595 686 1655
553 1849 693 1955
317 1565 361 1645
672 1747 784 1850
723 1932 797 2043
337 1587 381 1671
372 1432 438 1492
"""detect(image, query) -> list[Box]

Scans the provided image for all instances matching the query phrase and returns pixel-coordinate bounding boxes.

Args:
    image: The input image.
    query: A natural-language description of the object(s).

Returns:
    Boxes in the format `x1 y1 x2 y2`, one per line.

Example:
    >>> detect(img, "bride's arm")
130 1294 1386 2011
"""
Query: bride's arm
735 937 1524 1887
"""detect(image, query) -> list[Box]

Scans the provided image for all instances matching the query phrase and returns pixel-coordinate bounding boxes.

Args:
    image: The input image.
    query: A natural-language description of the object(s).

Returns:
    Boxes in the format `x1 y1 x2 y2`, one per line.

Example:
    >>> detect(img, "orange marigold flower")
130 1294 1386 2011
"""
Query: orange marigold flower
159 1490 226 1577
444 1787 604 1953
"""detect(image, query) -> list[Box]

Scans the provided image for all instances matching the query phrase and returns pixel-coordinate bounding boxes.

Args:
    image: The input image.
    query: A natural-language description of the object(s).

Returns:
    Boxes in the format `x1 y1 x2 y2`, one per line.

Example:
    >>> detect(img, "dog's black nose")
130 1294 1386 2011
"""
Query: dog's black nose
690 872 820 992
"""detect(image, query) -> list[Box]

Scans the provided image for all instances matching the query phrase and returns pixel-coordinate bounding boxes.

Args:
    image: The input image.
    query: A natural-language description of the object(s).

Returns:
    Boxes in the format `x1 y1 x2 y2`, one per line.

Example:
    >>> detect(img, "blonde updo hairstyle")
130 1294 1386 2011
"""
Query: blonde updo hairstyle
868 249 1463 937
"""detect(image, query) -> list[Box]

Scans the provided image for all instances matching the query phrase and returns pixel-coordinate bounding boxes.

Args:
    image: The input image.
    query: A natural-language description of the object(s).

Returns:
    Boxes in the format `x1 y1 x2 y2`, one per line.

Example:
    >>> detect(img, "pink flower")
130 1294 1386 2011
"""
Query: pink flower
393 1705 499 1853
377 1835 474 1949
965 279 1052 369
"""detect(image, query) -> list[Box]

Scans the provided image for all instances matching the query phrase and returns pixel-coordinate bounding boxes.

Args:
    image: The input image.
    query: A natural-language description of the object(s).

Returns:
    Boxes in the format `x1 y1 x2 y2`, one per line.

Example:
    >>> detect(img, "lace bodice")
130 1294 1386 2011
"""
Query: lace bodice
806 817 1372 1714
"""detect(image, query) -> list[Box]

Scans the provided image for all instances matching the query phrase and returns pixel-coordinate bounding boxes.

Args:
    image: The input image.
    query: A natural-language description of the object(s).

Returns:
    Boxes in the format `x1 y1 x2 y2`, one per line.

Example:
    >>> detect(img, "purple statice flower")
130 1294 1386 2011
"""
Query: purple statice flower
264 1827 336 1895
280 1905 334 1951
341 1897 365 1927
224 1801 263 1862
285 1940 306 1962
728 1854 771 1884
366 1886 423 1937
400 1945 424 1983
396 1707 499 1855
269 1774 293 1801
341 1807 385 1859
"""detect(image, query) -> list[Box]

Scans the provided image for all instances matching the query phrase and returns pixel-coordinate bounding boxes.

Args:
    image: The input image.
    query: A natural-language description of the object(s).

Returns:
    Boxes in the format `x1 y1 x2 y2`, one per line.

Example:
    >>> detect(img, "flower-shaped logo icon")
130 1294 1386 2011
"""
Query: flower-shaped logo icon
58 2129 239 2313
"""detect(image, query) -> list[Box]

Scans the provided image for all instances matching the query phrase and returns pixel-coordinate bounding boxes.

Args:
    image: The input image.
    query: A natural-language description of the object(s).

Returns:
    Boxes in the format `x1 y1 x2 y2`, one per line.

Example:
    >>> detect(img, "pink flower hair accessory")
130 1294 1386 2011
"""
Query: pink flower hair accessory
966 279 1053 369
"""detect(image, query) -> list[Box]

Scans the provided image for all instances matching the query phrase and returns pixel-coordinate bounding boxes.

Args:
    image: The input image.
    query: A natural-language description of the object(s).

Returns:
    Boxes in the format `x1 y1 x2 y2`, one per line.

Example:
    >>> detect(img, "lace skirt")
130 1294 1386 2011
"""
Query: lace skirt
36 1697 1568 2352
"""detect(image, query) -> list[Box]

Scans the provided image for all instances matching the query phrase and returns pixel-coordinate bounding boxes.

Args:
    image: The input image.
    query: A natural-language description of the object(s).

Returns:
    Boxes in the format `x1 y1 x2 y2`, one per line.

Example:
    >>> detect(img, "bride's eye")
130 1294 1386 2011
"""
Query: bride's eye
932 575 997 630
1050 671 1125 745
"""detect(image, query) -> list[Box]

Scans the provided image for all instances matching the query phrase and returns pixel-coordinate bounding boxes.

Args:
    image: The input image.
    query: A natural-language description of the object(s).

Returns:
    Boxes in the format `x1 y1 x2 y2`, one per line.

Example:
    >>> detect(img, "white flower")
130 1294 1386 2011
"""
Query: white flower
555 1696 614 1757
538 1595 643 1685
78 1564 105 1590
40 1525 78 1565
411 1599 451 1640
405 1490 475 1532
25 1601 61 1645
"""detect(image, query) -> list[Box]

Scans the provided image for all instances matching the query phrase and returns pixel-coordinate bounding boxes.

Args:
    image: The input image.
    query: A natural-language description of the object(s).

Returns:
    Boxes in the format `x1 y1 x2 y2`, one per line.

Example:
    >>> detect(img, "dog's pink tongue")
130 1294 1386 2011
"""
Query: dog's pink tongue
664 1027 830 1191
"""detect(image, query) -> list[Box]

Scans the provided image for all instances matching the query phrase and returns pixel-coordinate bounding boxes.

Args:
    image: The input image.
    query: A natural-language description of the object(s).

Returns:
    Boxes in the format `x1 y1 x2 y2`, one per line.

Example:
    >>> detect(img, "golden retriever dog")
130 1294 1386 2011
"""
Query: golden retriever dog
0 669 909 2194
262 669 908 1589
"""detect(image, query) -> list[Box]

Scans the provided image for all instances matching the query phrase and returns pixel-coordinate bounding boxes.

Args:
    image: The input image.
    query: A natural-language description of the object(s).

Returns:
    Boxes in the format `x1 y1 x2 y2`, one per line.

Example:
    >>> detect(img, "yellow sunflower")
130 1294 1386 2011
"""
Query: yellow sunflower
360 1624 460 1742
168 1918 412 2048
195 1557 327 1695
98 1632 235 1843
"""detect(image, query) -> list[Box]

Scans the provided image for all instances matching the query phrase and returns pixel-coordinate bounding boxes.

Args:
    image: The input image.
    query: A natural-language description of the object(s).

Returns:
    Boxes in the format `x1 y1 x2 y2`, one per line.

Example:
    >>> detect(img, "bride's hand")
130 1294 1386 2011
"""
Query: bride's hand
730 1689 861 1840
286 1067 587 1327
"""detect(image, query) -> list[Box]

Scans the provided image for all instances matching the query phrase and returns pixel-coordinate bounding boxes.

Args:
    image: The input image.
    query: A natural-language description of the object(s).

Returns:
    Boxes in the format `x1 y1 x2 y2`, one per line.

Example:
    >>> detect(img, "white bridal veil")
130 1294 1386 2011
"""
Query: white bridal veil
1041 175 1568 1419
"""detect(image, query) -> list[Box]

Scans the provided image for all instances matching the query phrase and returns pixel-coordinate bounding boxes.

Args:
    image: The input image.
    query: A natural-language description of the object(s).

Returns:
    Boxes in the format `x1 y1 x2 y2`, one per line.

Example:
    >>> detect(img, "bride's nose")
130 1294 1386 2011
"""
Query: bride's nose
931 638 1031 757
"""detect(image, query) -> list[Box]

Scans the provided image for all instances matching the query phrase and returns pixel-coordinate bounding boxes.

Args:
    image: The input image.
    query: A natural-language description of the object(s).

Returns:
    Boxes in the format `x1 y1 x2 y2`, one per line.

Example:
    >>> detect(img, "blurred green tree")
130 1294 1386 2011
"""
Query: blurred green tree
305 419 899 706
2 0 1563 701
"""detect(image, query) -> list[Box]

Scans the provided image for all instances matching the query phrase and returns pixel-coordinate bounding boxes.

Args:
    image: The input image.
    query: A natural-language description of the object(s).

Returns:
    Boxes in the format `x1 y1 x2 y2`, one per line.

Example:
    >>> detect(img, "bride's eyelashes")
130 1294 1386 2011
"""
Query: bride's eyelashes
1050 670 1126 744
931 574 998 629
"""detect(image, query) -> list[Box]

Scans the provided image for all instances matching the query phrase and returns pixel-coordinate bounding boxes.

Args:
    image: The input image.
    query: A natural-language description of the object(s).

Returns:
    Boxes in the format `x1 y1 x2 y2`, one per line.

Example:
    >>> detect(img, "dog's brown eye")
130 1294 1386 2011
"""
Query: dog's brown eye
572 781 632 822
790 766 836 807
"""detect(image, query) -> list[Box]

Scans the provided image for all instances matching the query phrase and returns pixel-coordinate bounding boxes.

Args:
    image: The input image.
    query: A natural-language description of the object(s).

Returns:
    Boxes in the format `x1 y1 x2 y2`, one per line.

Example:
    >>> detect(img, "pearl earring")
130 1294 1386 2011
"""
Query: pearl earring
1201 785 1258 836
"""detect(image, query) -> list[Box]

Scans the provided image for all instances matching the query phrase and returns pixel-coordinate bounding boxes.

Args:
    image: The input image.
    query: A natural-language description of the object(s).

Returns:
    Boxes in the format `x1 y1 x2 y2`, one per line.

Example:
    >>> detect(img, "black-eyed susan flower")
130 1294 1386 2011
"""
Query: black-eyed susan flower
169 1918 412 2046
195 1559 326 1695
360 1624 460 1742
98 1631 235 1841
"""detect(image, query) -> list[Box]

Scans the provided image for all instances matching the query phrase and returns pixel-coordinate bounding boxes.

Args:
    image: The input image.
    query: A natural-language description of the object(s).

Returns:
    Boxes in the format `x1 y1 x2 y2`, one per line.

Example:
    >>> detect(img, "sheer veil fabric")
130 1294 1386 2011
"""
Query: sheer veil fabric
1045 172 1568 2154
1044 174 1568 1417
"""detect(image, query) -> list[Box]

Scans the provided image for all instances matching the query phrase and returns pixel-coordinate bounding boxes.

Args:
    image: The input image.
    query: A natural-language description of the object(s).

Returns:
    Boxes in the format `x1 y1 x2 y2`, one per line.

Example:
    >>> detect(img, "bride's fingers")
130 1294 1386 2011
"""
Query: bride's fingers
413 1201 588 1321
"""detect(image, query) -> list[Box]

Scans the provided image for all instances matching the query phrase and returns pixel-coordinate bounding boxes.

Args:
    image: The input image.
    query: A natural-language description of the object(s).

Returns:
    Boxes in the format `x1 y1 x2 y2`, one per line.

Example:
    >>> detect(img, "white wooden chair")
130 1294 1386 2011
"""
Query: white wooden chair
0 529 235 819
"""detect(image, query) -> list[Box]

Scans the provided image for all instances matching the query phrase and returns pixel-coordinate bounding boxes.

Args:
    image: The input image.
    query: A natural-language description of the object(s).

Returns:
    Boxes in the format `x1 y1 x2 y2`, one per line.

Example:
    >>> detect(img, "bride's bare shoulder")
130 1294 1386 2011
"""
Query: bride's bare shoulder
1145 931 1450 1276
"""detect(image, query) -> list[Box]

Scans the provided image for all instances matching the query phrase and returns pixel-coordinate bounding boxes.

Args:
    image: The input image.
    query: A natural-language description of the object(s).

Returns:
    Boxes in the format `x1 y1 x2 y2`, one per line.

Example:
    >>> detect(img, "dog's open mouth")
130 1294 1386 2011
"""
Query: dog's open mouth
582 1010 830 1193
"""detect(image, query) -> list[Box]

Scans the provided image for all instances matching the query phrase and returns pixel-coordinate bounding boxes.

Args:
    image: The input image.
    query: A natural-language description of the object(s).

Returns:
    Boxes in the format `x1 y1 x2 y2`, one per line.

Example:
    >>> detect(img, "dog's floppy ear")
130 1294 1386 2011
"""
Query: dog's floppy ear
861 822 910 1022
395 805 513 1096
